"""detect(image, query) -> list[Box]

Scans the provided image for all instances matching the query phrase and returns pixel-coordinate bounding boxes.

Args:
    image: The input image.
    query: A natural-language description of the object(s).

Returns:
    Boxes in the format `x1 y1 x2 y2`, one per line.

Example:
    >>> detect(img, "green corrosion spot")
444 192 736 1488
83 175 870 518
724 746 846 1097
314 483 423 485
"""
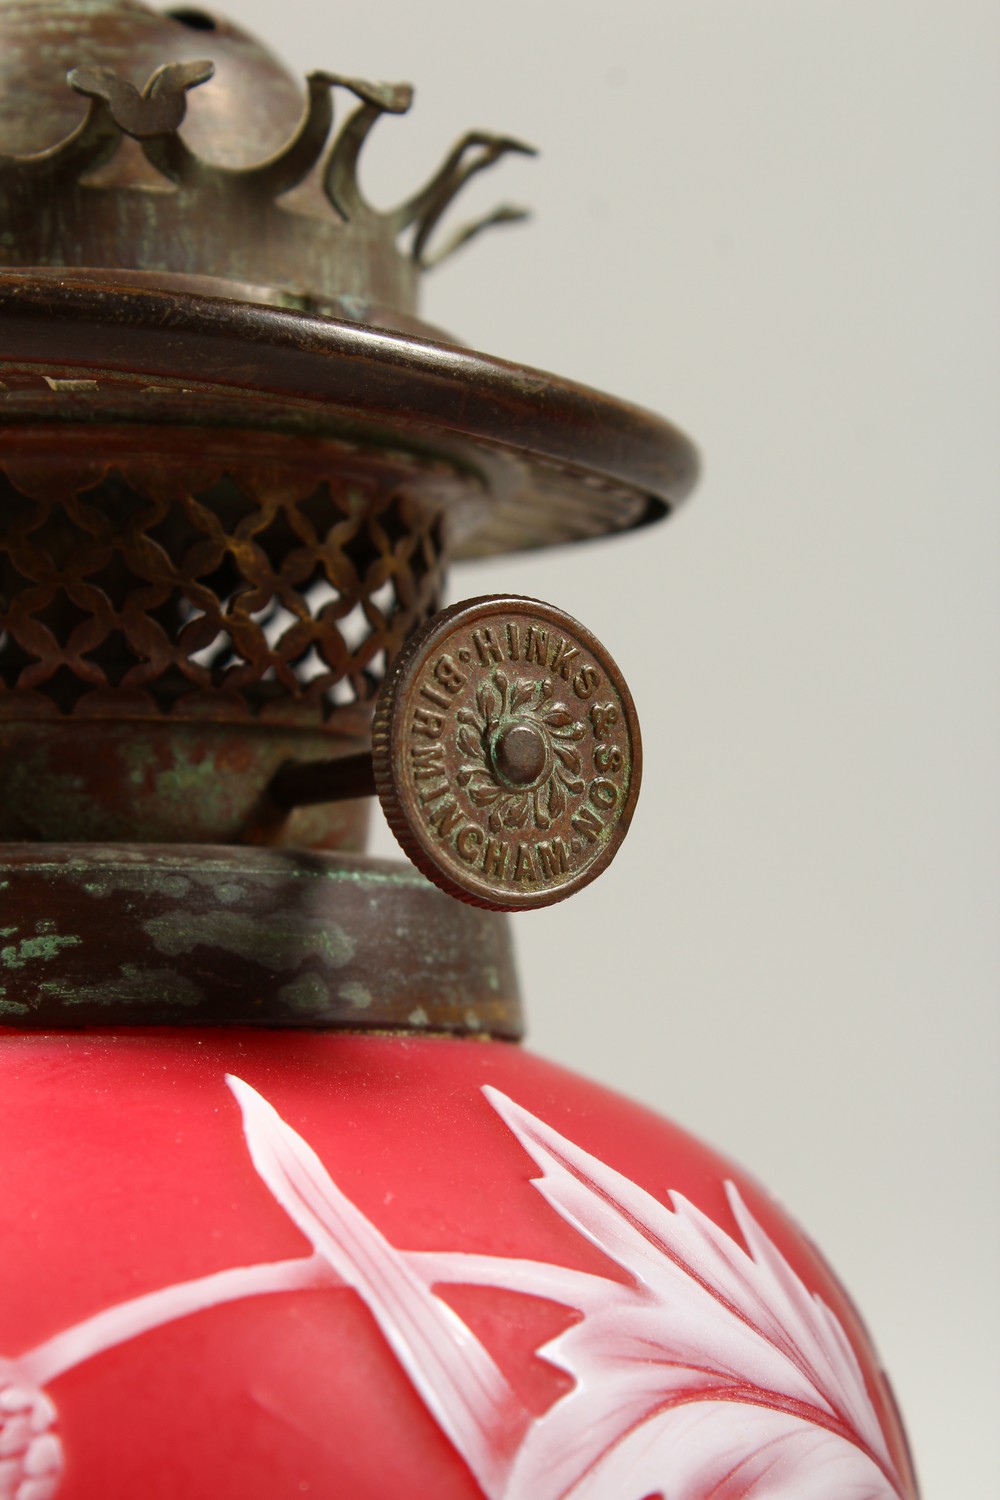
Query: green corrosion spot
143 910 355 971
0 997 29 1016
1 933 82 970
82 871 191 899
150 756 233 824
39 965 203 1008
215 883 247 905
339 980 372 1010
278 973 330 1013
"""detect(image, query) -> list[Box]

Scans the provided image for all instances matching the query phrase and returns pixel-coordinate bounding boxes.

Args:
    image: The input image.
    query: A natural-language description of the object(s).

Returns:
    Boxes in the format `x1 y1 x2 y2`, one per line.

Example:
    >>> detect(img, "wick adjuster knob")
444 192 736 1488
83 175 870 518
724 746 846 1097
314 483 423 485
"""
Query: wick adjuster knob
371 595 641 911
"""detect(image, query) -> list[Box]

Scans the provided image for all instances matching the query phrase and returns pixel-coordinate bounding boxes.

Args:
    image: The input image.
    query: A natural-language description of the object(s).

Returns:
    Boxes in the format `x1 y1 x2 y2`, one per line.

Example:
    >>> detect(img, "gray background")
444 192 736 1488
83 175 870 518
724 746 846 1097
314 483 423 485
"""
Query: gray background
235 3 996 1494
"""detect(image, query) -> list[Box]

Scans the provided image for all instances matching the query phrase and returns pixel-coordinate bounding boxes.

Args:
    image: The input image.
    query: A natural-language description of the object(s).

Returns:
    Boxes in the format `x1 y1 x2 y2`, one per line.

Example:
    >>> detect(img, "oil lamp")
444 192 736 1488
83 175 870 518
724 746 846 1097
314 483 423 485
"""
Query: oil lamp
0 4 919 1497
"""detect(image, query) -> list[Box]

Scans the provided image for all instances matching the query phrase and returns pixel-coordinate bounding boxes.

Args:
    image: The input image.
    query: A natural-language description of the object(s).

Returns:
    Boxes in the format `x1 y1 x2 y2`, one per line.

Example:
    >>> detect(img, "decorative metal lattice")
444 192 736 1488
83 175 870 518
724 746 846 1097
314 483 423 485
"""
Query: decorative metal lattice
0 433 459 723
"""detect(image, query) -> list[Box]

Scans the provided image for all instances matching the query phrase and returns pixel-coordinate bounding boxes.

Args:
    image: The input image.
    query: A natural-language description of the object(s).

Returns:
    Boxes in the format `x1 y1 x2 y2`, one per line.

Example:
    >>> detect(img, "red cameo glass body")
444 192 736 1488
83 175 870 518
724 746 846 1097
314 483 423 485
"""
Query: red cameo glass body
0 1029 918 1500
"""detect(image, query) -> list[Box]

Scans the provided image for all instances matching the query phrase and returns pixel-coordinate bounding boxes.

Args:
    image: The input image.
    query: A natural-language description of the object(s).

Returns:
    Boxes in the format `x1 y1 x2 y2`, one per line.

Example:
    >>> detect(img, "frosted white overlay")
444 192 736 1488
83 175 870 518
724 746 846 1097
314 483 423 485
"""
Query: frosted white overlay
0 1077 909 1500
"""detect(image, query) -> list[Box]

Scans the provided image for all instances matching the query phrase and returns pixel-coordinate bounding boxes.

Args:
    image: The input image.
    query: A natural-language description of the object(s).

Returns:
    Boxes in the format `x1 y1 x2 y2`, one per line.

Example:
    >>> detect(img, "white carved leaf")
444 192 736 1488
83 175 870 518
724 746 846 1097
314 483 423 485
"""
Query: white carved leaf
483 1088 906 1500
226 1076 529 1500
562 1402 903 1500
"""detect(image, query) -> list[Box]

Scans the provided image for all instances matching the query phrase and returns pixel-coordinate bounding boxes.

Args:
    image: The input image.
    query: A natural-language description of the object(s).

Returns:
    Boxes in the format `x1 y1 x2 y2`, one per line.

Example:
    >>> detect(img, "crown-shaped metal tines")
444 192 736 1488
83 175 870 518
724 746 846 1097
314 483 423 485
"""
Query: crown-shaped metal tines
0 58 534 275
322 90 537 269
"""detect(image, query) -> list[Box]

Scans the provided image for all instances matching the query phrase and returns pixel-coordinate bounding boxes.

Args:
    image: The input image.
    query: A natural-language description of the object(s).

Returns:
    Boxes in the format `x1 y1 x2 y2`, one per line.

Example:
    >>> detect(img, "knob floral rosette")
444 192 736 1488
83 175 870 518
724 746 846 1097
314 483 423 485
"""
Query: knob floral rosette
372 596 641 910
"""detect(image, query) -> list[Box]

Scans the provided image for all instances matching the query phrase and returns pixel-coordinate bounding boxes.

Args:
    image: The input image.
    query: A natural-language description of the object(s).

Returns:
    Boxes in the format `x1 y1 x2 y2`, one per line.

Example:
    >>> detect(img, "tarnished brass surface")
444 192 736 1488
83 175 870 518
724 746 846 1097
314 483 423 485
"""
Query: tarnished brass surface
372 597 641 910
0 426 452 725
0 844 522 1036
0 0 530 327
0 721 371 848
0 1 694 899
0 277 698 552
0 423 457 845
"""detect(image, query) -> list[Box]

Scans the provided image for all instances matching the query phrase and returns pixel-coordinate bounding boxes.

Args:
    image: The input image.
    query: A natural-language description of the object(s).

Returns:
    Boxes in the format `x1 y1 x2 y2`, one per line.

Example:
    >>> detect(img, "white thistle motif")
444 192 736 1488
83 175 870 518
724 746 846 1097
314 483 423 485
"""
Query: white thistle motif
0 1370 61 1500
0 1078 913 1500
482 1090 908 1500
